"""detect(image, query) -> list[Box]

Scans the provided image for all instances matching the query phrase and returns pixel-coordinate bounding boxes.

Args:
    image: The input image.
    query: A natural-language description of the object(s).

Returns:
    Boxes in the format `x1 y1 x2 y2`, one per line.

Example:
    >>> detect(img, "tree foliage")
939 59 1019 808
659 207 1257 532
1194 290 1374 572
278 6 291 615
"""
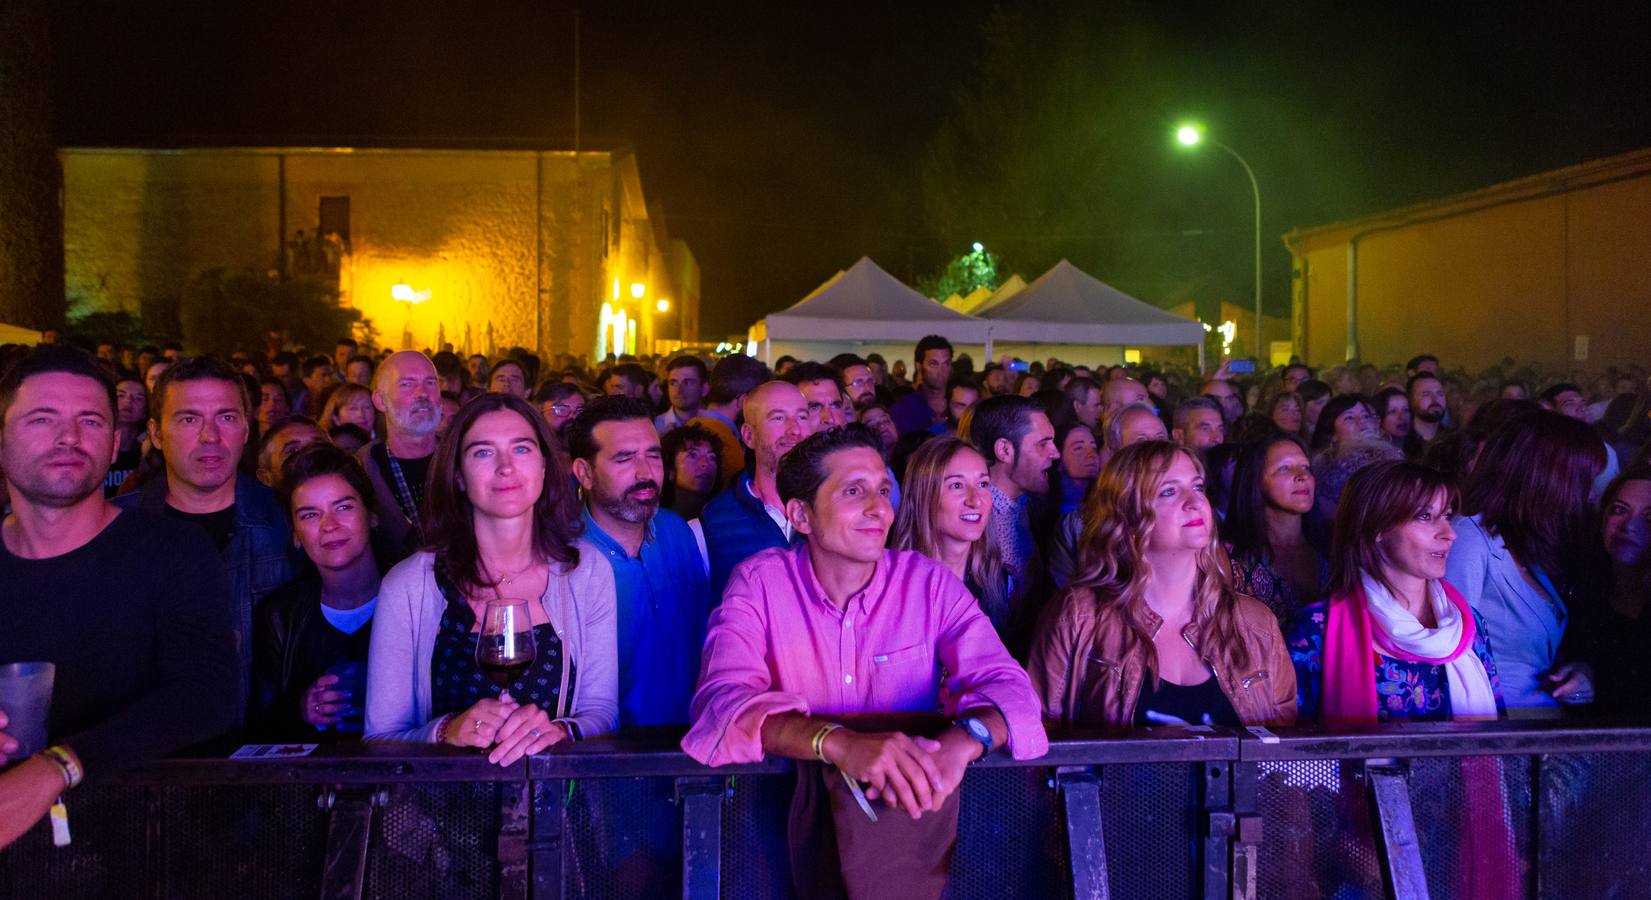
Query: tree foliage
180 268 367 356
916 244 1002 300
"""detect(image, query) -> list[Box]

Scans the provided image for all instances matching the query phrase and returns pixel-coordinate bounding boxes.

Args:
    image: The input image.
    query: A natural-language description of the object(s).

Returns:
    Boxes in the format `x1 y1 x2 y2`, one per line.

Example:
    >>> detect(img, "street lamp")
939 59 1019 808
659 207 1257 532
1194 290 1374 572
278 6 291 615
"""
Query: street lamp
1175 123 1263 360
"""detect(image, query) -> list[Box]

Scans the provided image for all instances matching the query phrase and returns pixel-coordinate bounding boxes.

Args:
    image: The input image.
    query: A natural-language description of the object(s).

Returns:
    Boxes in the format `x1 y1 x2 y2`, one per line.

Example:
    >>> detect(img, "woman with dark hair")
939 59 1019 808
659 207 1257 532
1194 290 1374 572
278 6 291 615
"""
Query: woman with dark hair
1587 465 1651 716
1223 435 1327 630
1266 391 1303 435
253 444 387 739
891 436 1013 636
1372 386 1409 450
1296 379 1332 438
1028 441 1296 728
1309 394 1380 453
1289 460 1501 722
1446 409 1604 715
1052 420 1101 515
366 394 617 764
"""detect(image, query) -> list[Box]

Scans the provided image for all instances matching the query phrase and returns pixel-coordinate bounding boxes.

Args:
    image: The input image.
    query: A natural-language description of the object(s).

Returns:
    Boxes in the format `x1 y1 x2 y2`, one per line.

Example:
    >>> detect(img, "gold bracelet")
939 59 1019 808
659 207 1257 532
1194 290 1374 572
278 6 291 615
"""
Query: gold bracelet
811 723 843 764
435 714 455 745
41 746 83 790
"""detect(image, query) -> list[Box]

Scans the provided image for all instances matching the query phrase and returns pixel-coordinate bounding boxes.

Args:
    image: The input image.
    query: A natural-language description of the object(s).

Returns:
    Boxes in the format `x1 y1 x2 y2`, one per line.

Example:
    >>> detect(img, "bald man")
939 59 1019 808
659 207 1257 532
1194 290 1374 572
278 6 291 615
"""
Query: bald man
1101 377 1153 421
694 381 818 599
357 351 443 557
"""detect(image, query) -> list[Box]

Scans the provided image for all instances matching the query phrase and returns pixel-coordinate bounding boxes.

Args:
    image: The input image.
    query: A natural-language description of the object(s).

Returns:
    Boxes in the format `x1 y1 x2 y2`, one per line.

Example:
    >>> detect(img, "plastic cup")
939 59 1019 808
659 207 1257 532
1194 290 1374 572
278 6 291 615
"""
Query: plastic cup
0 661 55 761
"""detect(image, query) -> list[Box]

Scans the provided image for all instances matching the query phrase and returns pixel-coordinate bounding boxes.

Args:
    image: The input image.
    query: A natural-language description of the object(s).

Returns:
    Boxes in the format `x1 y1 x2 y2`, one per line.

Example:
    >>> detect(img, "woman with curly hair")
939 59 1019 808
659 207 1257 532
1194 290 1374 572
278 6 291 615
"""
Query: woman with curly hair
1027 441 1296 728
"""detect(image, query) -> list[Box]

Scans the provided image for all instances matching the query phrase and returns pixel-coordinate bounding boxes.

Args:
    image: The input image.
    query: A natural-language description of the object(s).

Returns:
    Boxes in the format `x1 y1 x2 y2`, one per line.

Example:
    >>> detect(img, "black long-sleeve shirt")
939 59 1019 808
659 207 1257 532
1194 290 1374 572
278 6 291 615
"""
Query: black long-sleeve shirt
0 508 240 777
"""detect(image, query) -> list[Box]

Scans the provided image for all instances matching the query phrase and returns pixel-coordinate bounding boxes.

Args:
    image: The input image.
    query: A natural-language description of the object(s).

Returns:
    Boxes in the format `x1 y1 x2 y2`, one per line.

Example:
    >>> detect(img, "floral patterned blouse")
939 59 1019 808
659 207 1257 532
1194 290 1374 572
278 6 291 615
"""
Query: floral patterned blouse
1288 601 1505 722
1227 548 1329 633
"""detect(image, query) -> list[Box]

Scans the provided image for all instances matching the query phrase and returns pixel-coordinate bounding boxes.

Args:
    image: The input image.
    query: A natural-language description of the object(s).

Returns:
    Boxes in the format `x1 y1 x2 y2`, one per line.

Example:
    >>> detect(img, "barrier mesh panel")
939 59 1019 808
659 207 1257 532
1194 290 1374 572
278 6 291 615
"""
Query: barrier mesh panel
948 765 1068 899
1255 759 1383 900
563 776 682 899
1539 752 1651 899
1408 755 1533 899
158 783 328 899
1096 762 1200 900
365 781 500 898
0 785 147 900
721 774 791 900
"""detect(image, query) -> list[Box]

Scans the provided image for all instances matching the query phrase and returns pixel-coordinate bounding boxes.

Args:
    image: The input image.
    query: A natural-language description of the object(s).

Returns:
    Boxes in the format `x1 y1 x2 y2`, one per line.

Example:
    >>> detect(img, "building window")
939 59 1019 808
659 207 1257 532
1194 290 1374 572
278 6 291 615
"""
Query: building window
318 196 351 244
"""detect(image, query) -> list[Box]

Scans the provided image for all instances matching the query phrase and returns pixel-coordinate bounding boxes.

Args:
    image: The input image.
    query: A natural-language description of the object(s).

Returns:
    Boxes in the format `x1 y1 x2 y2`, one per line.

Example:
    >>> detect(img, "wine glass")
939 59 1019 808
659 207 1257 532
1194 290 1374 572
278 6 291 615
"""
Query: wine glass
476 599 536 695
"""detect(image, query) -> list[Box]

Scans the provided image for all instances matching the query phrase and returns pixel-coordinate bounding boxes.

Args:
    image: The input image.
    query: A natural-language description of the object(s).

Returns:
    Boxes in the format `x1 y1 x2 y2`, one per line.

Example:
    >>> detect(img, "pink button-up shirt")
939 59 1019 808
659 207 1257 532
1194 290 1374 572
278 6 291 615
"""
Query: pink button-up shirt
682 544 1048 766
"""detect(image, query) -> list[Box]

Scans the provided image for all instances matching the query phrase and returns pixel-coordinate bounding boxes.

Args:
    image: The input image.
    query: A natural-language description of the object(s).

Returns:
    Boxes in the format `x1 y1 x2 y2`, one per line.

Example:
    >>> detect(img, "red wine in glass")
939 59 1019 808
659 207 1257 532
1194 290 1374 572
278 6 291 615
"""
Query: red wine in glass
477 599 536 693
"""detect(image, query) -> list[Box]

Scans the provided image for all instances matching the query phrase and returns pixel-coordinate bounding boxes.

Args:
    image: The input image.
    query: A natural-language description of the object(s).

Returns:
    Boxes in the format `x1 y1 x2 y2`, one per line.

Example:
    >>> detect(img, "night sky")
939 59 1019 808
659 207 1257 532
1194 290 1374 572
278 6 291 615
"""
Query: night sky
50 2 1651 340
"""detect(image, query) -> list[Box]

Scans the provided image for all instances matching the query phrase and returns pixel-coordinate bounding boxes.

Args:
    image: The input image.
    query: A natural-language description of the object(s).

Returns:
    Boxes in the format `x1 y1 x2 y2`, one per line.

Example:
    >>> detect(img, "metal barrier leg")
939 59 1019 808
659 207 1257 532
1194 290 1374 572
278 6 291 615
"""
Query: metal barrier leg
1201 761 1235 900
676 776 726 900
1057 766 1109 900
318 786 376 900
1225 761 1262 900
500 781 531 900
530 778 566 900
1366 764 1431 900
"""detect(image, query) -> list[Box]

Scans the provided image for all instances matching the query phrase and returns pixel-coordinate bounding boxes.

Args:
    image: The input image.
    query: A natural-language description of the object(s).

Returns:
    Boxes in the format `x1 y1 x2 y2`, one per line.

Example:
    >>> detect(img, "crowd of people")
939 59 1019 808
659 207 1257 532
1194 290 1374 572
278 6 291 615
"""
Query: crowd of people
2 329 1648 897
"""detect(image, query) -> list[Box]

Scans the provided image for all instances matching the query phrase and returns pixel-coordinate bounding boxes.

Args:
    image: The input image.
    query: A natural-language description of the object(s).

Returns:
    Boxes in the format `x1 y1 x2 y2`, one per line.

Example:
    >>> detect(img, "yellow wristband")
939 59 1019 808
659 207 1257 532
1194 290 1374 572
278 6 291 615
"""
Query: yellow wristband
41 745 83 790
811 723 843 764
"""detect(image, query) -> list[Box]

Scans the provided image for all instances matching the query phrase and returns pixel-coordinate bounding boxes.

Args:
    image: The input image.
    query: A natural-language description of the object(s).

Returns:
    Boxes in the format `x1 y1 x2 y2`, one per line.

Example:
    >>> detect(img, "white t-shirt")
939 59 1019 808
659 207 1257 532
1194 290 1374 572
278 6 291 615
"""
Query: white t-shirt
320 596 378 635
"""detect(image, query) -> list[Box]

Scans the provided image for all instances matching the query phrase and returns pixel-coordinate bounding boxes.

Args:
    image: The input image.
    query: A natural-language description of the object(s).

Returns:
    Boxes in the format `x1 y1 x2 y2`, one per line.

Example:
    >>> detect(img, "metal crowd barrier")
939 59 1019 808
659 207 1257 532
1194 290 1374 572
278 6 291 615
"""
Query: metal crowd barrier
3 720 1649 900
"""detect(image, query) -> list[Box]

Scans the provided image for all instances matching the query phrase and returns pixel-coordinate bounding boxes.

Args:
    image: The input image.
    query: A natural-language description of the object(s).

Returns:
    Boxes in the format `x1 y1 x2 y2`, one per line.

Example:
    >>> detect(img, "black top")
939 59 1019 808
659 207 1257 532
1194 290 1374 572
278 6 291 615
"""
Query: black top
430 616 573 719
0 508 239 775
251 574 374 740
371 444 432 513
1133 675 1240 728
164 504 239 553
103 445 142 498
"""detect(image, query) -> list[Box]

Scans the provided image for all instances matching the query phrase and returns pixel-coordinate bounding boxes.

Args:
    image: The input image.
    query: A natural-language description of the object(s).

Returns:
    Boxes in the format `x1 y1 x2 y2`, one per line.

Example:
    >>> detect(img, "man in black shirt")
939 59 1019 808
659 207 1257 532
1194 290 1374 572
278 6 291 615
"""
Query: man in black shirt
0 346 238 848
115 357 297 700
356 350 443 559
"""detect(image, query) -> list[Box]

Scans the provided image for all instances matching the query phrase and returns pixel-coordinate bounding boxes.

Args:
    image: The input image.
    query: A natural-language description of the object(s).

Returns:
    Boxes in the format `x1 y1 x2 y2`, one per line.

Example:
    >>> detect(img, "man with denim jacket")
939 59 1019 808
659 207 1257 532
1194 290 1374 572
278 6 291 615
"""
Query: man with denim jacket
116 357 297 718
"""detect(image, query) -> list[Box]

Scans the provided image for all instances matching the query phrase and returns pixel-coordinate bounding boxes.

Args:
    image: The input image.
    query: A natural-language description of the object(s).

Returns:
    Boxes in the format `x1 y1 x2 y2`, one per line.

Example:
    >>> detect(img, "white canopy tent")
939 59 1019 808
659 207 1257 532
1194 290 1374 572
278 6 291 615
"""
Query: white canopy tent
748 257 989 365
977 260 1205 367
0 323 43 345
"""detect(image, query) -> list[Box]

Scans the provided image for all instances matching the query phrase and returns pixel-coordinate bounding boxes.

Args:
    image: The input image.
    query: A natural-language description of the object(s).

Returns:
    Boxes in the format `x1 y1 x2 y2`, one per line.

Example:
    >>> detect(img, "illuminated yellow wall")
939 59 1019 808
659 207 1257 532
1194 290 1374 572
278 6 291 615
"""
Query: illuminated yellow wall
1289 151 1651 371
60 147 698 361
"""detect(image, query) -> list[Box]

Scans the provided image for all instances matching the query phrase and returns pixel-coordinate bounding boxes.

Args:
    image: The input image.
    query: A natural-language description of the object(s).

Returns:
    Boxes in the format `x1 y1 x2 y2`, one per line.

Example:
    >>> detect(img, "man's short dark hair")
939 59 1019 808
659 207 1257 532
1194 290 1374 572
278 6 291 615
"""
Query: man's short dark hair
783 361 844 392
301 355 333 379
946 375 981 404
257 414 320 458
275 442 377 528
345 353 374 371
1173 396 1223 430
0 344 117 423
665 355 709 382
958 395 1044 466
533 380 583 405
152 356 250 420
707 354 770 405
865 353 887 367
913 335 953 366
565 395 654 462
777 424 883 507
336 338 359 351
1406 372 1443 395
601 362 649 392
1284 362 1312 376
1062 376 1100 407
828 353 867 373
160 341 183 354
272 351 300 370
1405 354 1439 373
1539 382 1584 405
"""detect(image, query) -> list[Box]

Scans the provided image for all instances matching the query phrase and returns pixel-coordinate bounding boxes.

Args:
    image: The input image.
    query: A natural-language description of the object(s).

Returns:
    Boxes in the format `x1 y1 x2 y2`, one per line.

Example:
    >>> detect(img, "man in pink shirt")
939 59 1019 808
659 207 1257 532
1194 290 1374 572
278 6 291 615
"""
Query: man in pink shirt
683 426 1047 899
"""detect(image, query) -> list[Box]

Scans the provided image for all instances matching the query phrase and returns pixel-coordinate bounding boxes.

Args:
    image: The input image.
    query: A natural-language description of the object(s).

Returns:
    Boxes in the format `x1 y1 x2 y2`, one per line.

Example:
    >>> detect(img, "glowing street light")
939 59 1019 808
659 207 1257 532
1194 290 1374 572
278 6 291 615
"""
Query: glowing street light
391 283 430 304
971 242 984 253
630 282 646 299
1174 122 1263 359
656 298 670 313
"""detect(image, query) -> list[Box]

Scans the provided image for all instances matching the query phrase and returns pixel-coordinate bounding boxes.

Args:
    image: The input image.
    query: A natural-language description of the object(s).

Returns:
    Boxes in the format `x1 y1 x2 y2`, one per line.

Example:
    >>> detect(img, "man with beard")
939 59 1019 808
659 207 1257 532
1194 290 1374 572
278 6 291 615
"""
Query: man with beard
569 397 711 727
958 395 1060 653
116 356 296 703
357 351 443 559
1404 372 1449 459
697 381 818 600
0 346 238 850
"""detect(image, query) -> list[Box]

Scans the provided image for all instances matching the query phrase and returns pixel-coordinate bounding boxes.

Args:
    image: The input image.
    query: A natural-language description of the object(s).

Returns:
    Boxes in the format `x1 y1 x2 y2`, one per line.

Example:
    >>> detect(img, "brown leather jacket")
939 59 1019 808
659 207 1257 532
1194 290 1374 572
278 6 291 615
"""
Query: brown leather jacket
1026 586 1298 728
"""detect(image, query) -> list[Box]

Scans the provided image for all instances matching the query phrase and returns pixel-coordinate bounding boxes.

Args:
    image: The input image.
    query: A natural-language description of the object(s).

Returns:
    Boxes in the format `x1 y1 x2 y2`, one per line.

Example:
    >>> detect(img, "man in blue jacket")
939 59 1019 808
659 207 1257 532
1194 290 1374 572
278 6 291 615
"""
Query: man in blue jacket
695 381 818 601
568 396 712 727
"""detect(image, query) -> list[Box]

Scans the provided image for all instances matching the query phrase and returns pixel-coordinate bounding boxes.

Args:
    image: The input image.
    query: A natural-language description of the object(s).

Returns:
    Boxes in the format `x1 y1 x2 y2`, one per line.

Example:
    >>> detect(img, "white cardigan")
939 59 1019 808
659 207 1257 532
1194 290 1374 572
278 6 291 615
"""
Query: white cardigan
364 544 618 743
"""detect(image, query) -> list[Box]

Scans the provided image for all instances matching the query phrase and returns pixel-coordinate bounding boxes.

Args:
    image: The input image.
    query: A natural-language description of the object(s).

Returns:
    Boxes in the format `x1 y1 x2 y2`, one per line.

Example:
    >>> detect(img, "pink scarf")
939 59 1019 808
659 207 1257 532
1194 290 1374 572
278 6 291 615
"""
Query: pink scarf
1322 577 1515 899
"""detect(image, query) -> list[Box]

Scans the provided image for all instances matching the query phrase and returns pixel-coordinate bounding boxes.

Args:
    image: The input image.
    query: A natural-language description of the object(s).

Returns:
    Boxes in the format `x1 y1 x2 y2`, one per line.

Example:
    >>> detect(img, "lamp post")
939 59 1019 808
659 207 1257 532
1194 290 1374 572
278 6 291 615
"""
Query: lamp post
1176 125 1263 360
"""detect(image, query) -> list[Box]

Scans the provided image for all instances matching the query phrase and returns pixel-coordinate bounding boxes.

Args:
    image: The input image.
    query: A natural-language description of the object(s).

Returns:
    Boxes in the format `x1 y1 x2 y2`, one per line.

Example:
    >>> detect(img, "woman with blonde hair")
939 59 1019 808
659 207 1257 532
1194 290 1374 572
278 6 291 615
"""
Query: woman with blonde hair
1027 441 1296 728
320 382 377 439
891 436 1013 636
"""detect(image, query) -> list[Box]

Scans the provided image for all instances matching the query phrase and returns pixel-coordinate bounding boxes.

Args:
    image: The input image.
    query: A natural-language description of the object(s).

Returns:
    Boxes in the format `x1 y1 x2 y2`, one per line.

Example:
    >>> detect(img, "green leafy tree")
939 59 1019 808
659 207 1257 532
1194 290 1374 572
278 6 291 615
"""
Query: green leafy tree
917 244 1002 300
180 268 368 356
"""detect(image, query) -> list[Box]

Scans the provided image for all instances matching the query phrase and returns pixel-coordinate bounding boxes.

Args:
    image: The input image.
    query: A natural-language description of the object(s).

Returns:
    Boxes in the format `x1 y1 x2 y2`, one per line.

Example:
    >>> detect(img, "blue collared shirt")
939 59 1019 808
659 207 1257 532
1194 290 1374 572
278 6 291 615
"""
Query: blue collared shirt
582 506 712 727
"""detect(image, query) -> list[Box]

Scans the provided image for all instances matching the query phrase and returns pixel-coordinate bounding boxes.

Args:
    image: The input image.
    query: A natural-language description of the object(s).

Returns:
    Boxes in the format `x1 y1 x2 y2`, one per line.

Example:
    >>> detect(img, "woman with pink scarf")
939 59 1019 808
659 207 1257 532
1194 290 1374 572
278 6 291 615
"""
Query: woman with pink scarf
1287 460 1513 899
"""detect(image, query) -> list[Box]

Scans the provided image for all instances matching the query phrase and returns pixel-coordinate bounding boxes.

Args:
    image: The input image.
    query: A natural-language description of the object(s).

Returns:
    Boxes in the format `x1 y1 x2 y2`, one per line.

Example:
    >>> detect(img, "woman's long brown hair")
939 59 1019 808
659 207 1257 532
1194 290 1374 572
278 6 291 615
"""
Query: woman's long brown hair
890 436 1007 601
423 393 582 595
1068 440 1253 678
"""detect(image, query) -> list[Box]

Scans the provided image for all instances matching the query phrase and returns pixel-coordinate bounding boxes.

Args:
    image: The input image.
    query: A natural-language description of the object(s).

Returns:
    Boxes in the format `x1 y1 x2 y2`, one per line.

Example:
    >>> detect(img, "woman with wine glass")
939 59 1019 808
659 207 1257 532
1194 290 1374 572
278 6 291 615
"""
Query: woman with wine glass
366 394 617 765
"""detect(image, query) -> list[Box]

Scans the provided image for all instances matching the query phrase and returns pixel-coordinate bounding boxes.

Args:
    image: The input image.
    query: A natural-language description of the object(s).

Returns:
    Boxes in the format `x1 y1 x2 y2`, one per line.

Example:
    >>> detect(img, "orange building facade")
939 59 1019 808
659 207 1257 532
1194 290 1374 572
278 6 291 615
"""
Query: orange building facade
60 145 698 361
1284 148 1651 372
